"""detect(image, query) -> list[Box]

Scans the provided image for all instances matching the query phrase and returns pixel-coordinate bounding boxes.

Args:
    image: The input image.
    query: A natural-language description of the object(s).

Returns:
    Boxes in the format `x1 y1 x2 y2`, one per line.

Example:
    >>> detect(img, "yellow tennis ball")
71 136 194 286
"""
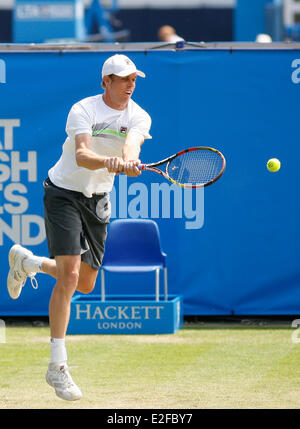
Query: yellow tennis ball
267 158 281 172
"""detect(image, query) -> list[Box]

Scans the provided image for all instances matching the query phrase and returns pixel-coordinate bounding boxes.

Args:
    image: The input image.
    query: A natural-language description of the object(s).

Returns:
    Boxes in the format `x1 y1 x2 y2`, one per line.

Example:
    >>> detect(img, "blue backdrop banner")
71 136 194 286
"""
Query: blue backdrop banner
0 45 300 315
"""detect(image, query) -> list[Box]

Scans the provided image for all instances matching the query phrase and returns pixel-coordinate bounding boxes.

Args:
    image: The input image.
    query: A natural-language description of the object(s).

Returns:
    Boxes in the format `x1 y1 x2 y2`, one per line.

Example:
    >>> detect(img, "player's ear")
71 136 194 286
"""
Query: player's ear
103 75 113 89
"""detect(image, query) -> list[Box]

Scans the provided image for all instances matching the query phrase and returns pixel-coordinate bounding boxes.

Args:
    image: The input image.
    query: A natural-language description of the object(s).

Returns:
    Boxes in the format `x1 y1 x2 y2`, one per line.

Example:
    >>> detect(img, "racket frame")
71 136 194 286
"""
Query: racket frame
139 146 226 188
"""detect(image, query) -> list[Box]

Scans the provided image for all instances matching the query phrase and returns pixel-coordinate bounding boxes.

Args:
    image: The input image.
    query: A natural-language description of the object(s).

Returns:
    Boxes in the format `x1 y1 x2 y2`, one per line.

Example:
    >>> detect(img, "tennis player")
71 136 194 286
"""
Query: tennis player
6 54 152 401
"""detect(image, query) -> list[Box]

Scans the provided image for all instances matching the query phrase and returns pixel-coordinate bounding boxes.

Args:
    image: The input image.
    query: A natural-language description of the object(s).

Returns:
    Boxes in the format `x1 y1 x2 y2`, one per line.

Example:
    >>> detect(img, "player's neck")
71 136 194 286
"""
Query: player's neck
102 93 128 111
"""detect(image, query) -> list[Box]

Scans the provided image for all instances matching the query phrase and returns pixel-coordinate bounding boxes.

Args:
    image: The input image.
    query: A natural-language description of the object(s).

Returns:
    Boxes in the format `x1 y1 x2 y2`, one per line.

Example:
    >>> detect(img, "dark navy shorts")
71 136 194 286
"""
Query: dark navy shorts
43 177 111 270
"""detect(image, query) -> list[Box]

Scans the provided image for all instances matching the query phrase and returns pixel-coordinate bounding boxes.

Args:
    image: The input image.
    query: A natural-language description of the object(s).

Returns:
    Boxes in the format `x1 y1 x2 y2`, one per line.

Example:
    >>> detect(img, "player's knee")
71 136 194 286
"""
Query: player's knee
57 269 80 293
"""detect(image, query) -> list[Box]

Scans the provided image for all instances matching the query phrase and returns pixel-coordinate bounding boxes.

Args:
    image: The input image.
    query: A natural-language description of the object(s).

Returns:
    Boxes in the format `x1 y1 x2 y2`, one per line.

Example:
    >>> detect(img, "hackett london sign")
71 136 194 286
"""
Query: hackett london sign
75 303 166 320
67 295 183 335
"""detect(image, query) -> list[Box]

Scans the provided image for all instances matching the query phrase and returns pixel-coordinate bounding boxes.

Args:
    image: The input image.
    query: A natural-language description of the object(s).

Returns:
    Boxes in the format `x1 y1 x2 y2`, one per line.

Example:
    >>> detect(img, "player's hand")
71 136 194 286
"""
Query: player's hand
123 160 141 177
105 157 124 174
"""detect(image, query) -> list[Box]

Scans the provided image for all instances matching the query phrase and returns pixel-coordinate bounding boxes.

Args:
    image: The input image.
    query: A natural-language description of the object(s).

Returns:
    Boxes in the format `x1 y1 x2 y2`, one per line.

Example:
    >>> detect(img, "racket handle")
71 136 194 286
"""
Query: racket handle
120 163 144 172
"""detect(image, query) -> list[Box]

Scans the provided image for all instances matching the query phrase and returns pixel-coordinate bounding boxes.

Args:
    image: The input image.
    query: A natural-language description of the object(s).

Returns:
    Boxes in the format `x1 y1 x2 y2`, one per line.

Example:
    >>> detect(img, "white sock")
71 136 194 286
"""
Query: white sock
50 338 68 366
23 256 46 274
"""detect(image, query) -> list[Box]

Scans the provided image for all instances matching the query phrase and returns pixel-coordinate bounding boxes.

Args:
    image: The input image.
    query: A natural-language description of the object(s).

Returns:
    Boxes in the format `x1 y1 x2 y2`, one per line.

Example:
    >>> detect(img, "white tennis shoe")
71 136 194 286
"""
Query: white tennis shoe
46 363 83 401
7 244 38 299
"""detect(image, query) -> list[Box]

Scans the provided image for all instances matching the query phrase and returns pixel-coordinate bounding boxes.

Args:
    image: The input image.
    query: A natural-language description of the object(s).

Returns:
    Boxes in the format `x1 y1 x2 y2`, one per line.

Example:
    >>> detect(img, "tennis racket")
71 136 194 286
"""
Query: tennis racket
139 147 226 188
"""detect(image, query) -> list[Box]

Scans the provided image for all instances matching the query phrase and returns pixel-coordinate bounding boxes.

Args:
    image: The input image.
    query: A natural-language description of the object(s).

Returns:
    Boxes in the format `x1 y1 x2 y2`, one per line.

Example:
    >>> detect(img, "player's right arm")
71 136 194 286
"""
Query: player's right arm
75 133 124 173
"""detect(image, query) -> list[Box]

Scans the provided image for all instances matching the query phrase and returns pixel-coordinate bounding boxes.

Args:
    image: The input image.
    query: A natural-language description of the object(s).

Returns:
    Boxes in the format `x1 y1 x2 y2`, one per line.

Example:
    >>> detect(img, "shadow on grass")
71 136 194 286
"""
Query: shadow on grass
1 315 296 330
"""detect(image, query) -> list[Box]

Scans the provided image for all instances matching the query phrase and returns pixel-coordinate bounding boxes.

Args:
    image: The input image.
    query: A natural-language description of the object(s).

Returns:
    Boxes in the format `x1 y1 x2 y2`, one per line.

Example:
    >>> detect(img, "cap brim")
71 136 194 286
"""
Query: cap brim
137 70 146 78
115 67 146 78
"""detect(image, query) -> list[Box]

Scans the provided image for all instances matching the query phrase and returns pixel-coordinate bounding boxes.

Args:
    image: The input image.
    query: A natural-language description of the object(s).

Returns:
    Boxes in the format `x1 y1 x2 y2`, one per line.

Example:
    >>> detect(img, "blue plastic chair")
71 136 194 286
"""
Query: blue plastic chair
100 219 168 302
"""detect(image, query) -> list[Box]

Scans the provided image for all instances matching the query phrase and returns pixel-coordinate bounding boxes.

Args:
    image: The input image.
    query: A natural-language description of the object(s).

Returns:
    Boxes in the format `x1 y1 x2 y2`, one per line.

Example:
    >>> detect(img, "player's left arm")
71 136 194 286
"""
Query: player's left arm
122 130 144 177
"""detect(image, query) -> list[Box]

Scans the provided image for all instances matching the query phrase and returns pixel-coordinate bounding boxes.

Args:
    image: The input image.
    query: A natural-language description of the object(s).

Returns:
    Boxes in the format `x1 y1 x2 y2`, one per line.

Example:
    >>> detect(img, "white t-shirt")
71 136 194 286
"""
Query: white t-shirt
48 94 152 197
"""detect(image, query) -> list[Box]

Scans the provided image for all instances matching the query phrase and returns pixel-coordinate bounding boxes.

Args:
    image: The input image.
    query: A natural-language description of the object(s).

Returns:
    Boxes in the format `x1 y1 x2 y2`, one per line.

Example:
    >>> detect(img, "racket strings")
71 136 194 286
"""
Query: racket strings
167 150 224 185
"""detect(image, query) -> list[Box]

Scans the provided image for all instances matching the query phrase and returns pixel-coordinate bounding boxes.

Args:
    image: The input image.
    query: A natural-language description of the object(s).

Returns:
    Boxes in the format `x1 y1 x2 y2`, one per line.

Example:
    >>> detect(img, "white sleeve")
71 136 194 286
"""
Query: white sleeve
129 109 152 140
66 102 93 137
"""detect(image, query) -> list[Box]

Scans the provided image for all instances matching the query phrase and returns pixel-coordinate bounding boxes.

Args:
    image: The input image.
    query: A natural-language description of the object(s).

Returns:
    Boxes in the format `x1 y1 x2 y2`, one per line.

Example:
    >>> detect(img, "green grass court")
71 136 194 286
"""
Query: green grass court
0 318 299 409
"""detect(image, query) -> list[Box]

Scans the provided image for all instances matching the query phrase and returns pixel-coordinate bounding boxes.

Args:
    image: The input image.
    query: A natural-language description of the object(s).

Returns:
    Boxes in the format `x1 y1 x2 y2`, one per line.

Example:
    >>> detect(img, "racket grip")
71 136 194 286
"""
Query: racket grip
120 163 144 172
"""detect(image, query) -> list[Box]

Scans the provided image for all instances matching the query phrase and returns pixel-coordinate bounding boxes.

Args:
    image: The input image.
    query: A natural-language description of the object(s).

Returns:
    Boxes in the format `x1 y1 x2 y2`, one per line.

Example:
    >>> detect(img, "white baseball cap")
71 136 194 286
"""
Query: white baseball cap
102 54 146 79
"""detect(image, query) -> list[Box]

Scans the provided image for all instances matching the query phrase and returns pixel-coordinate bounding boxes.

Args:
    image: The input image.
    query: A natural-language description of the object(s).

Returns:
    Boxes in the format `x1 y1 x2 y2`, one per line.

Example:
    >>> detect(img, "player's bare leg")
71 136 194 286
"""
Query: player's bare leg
31 257 98 294
16 250 98 294
48 254 81 338
46 256 98 401
46 254 82 401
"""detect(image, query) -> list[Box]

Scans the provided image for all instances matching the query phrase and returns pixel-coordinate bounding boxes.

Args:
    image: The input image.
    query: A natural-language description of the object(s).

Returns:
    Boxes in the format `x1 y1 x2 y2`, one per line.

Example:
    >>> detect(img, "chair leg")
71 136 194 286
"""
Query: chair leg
101 270 105 302
164 268 168 301
155 269 160 302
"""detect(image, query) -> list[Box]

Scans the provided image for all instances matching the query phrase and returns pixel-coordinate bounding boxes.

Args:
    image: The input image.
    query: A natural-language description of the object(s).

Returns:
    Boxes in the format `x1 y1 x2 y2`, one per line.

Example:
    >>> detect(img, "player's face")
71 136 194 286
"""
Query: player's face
106 73 137 107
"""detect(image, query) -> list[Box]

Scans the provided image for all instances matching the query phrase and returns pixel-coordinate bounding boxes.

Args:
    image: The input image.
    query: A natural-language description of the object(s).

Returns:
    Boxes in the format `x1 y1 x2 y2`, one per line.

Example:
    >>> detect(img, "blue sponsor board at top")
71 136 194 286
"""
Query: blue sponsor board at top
13 0 85 42
67 295 183 335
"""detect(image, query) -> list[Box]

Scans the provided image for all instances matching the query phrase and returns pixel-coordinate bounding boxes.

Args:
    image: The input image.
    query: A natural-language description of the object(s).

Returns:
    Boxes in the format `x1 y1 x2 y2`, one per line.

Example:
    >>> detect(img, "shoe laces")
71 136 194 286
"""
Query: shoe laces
29 274 38 290
20 258 38 290
58 366 74 389
14 269 38 290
